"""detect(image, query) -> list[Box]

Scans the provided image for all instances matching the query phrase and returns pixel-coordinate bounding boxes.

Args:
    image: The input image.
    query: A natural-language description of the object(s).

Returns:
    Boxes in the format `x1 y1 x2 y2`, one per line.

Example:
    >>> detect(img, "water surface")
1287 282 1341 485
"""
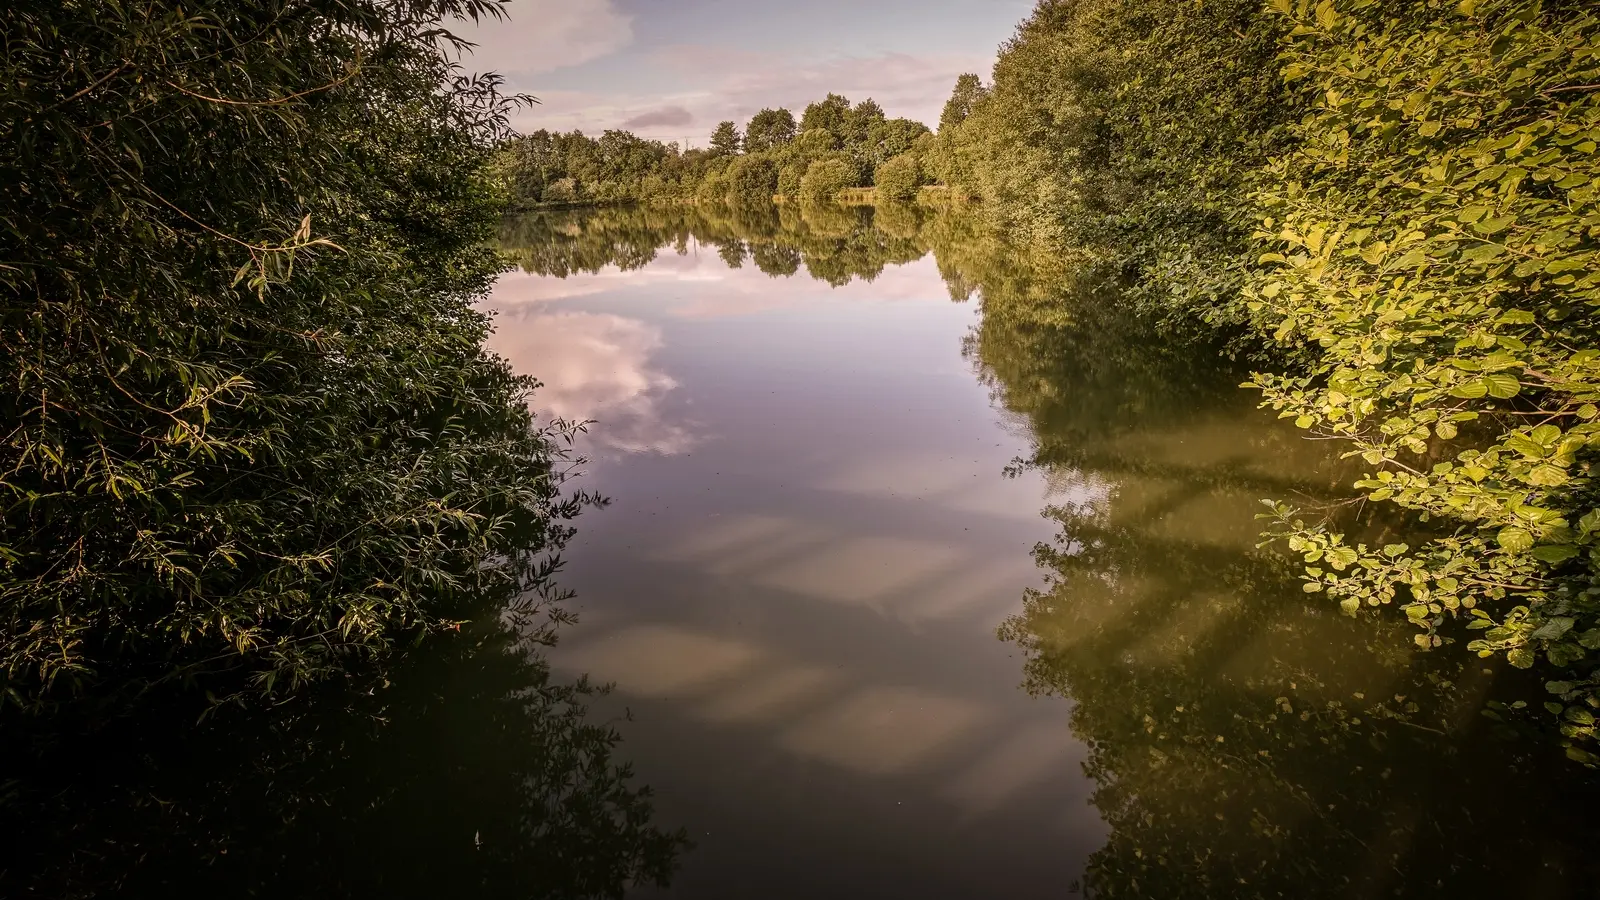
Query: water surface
7 203 1596 898
485 205 1600 899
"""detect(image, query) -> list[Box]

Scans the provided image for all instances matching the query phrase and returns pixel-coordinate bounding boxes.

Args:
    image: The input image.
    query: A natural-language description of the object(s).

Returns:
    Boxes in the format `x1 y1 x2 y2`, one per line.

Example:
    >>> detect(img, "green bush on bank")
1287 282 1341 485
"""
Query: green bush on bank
933 0 1600 756
874 154 924 203
800 159 858 204
0 0 577 709
1247 0 1600 759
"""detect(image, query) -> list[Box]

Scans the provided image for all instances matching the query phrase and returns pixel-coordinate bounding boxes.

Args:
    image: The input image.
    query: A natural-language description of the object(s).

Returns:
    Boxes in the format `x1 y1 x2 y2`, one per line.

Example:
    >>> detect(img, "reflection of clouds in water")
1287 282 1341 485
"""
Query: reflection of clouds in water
484 308 694 455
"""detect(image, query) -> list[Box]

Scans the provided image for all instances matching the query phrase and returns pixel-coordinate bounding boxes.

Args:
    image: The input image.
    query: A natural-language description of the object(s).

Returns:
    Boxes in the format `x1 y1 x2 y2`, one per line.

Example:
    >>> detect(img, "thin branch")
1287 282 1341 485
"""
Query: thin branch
45 62 131 112
163 52 362 108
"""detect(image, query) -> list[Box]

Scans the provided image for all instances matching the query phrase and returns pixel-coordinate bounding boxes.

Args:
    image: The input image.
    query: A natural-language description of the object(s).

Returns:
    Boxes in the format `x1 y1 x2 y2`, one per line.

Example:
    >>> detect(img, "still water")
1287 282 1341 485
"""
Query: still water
5 204 1597 898
483 205 1599 898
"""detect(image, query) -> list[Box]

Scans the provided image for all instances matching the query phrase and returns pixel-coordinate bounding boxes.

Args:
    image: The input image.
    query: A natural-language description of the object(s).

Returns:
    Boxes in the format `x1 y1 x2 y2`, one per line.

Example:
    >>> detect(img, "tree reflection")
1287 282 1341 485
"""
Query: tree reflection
499 202 925 289
490 203 1600 897
2 594 687 898
964 247 1600 898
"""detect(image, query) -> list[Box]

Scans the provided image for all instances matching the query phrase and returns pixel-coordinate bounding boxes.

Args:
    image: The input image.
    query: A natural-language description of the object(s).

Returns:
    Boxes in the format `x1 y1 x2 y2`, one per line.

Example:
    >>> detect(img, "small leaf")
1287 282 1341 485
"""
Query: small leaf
1497 526 1535 553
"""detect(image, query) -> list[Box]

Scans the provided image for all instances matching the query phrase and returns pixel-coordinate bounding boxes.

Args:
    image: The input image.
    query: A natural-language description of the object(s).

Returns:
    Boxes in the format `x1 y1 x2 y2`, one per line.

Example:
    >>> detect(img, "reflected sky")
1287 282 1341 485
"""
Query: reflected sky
480 206 1600 897
479 230 1102 897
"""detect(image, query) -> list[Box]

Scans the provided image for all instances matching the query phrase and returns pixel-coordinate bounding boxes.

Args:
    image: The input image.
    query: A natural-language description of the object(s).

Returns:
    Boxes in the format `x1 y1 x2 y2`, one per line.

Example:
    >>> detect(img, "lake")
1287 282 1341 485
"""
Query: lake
5 203 1597 898
483 204 1600 898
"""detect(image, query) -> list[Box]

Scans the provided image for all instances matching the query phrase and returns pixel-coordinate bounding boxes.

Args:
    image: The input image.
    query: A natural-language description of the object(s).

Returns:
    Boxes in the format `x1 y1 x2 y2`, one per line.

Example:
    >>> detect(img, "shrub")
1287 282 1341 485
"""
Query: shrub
874 154 923 203
777 165 805 198
799 158 857 203
725 156 779 204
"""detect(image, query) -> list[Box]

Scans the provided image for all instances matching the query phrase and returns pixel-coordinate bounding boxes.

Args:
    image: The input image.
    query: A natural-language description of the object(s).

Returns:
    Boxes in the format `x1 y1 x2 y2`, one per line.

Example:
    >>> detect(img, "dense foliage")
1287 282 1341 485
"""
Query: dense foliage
941 0 1600 756
1248 0 1600 761
3 587 686 897
492 93 933 207
927 0 1299 330
0 0 577 708
963 240 1600 894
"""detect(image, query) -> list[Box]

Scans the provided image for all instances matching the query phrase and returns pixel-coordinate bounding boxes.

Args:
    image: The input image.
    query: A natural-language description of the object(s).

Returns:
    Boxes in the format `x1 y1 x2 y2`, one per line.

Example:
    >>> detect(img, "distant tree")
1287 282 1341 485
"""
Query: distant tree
794 128 840 158
709 121 743 156
725 156 780 204
867 118 931 166
799 158 857 203
843 98 886 147
695 170 730 204
542 177 579 203
874 154 923 202
939 73 987 132
744 108 797 153
800 94 852 140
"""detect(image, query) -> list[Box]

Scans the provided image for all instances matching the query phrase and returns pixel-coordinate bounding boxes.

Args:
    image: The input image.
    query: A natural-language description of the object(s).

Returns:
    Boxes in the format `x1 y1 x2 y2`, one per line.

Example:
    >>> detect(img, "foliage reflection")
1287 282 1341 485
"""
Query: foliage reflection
968 254 1600 898
3 586 686 898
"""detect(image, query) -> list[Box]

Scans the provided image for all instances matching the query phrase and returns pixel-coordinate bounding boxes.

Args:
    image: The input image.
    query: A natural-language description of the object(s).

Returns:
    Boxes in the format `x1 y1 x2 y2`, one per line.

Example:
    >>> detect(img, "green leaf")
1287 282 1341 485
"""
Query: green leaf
1326 546 1359 570
1497 526 1535 553
1530 543 1578 562
1507 647 1536 668
1482 373 1521 399
1531 617 1576 640
1526 464 1570 486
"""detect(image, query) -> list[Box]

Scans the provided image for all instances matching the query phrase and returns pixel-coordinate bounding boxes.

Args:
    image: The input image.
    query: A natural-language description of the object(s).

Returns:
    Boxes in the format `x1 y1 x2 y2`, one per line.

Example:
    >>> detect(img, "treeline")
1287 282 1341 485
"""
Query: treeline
932 0 1600 759
491 93 937 207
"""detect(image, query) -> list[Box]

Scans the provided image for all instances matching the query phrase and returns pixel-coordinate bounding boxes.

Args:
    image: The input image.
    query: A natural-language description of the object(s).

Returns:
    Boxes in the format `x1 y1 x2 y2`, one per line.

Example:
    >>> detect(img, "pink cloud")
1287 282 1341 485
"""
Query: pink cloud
510 50 985 138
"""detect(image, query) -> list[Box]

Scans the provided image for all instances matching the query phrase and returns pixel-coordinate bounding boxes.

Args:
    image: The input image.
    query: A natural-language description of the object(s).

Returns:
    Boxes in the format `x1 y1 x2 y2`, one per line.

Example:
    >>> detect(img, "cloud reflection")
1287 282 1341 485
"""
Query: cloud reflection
485 307 695 455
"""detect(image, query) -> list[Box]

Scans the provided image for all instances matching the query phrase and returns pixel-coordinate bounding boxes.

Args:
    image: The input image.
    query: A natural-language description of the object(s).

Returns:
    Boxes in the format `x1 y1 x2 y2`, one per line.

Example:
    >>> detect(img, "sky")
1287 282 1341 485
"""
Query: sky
452 0 1034 143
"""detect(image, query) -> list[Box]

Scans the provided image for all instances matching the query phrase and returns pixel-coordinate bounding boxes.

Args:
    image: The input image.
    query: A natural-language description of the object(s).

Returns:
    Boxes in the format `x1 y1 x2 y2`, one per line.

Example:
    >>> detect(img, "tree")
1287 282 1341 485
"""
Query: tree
799 158 857 203
800 94 852 142
794 127 840 157
709 120 742 156
744 108 797 153
777 164 805 198
0 0 575 707
874 154 923 202
843 98 886 147
867 118 931 167
938 74 987 132
725 156 779 204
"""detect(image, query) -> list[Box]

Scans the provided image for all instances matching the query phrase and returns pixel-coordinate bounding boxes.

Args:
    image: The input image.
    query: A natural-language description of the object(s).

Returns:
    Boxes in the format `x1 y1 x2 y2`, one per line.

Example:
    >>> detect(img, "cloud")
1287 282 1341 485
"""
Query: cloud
622 105 695 129
453 0 633 76
507 50 985 138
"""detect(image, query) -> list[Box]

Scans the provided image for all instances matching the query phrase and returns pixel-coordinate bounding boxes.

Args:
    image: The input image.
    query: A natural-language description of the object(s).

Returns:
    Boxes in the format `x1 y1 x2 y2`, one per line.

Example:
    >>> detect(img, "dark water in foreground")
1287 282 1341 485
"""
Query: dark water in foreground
5 203 1598 898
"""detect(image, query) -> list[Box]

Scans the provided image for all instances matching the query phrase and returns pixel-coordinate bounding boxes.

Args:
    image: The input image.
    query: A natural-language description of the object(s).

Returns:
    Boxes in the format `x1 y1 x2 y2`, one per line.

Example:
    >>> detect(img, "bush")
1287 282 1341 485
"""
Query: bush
542 177 579 204
0 0 574 708
1248 0 1600 760
777 165 805 198
695 171 729 205
725 155 779 204
874 154 923 203
799 158 857 203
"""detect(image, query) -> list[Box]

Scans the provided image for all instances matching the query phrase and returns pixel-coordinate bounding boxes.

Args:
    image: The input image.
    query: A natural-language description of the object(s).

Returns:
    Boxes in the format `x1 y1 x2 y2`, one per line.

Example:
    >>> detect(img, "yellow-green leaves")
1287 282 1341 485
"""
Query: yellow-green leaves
1249 0 1600 760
